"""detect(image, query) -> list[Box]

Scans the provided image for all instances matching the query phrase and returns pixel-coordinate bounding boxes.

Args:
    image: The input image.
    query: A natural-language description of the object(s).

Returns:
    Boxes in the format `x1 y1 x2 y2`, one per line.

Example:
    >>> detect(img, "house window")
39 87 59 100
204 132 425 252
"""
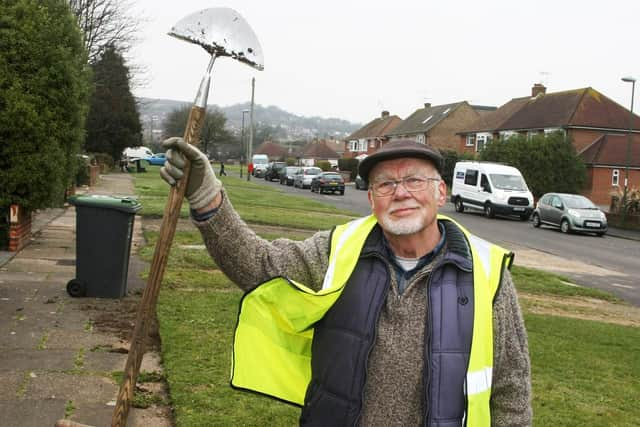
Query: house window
612 169 620 186
348 140 358 152
476 135 486 152
466 134 475 147
416 134 425 144
358 139 367 152
369 140 375 148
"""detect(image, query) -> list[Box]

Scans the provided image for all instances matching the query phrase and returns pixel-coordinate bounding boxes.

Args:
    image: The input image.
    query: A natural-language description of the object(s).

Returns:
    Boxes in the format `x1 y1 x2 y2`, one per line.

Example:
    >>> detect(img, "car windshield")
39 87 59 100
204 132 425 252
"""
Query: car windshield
562 195 597 209
323 173 341 179
254 158 268 165
305 169 321 175
490 174 527 191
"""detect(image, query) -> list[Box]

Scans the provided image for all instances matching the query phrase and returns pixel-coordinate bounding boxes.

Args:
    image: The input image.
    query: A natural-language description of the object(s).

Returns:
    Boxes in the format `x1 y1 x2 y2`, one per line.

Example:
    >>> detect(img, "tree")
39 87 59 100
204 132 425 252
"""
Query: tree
68 0 139 64
0 0 90 212
163 106 235 159
479 132 586 198
85 45 142 160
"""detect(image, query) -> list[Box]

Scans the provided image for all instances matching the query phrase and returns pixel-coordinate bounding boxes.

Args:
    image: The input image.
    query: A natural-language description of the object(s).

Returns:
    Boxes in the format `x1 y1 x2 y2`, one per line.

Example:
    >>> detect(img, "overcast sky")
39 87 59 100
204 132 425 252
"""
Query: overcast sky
131 0 640 124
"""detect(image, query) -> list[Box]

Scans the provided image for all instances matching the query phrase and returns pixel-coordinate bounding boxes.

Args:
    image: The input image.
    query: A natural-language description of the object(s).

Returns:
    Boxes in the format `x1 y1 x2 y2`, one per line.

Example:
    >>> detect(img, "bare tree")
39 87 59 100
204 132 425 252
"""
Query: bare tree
68 0 140 63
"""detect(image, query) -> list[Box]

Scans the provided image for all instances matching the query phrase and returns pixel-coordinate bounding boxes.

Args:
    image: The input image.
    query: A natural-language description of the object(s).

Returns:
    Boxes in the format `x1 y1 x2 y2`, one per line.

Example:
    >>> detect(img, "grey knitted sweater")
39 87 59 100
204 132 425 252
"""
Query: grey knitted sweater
194 192 532 426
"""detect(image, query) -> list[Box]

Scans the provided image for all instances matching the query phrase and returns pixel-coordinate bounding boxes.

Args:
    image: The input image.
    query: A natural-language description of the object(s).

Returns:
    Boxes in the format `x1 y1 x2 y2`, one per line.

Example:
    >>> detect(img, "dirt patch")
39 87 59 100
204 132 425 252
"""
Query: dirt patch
520 292 640 327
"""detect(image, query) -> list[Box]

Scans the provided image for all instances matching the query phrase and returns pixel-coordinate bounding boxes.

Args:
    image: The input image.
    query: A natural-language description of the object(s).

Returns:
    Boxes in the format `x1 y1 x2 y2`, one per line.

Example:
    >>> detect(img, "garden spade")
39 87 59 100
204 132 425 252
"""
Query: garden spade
55 7 263 427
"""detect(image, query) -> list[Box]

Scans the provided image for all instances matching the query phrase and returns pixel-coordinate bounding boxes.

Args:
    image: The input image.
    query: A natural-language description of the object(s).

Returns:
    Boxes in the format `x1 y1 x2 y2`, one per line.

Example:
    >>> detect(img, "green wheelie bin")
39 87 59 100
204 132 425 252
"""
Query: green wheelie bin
66 195 142 298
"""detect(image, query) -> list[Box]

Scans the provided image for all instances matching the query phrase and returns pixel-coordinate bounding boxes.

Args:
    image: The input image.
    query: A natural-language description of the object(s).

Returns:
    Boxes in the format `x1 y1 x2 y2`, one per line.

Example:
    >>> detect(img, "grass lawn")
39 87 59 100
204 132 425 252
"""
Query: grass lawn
132 169 639 427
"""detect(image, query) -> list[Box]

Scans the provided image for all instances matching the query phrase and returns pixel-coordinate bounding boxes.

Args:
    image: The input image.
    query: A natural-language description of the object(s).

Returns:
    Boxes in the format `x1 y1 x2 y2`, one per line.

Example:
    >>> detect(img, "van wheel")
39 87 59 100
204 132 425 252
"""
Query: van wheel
484 203 495 218
454 198 464 213
560 219 571 233
532 213 541 227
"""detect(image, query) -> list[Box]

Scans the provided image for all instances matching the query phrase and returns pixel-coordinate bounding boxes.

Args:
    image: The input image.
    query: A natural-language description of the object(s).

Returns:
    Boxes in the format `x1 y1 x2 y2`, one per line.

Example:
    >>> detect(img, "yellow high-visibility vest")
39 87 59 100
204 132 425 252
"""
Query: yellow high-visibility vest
231 215 511 427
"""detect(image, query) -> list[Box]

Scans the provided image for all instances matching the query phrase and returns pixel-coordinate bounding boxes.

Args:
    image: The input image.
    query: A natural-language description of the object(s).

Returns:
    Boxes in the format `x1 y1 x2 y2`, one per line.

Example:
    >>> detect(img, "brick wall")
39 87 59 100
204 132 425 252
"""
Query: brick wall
8 204 31 252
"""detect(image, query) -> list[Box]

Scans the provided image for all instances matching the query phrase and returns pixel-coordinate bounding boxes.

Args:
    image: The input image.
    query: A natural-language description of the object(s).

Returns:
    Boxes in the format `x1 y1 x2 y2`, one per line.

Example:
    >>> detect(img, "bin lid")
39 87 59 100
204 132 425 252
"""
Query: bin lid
68 195 142 213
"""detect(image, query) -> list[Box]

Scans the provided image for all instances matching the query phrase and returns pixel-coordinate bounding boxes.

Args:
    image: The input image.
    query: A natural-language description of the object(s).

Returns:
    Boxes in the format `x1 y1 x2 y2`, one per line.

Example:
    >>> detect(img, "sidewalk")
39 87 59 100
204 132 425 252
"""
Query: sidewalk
0 174 171 427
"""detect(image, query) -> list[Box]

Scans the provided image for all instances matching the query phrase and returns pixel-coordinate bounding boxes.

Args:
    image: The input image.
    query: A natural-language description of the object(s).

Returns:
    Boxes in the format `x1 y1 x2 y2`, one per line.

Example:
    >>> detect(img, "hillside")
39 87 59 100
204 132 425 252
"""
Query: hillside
136 97 361 141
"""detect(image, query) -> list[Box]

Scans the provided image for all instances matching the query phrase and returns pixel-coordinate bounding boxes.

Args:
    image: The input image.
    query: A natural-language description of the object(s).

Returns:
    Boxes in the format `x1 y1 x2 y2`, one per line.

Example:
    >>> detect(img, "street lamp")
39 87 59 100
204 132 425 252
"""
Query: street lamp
240 109 249 178
621 76 636 225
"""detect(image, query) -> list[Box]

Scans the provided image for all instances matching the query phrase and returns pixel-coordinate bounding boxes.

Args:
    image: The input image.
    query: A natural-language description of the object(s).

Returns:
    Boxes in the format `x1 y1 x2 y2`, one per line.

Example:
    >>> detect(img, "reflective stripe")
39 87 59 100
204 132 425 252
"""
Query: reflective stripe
322 216 370 290
467 234 491 280
466 367 493 395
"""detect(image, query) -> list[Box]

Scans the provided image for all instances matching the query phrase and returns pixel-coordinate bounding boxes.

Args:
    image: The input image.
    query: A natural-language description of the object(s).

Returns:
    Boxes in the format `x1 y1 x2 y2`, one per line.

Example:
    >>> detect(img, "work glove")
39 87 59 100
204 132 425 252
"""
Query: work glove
160 137 222 210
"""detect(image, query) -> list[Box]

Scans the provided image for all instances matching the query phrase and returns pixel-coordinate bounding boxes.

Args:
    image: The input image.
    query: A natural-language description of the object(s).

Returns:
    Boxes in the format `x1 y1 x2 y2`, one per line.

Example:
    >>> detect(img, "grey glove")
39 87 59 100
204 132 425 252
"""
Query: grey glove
160 137 222 210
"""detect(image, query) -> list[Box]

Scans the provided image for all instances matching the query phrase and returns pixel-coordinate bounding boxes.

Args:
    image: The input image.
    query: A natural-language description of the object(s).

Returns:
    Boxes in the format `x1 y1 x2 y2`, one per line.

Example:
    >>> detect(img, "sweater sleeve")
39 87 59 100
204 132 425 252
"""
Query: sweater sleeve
490 268 533 426
192 190 331 292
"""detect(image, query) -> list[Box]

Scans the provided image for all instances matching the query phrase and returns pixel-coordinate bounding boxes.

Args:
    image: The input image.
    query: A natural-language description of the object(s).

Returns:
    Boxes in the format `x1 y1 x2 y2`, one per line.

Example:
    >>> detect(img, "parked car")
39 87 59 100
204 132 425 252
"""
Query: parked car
264 161 287 181
279 166 300 186
354 174 368 190
251 154 269 177
450 161 534 220
311 172 345 195
532 193 608 236
145 153 166 166
293 166 322 189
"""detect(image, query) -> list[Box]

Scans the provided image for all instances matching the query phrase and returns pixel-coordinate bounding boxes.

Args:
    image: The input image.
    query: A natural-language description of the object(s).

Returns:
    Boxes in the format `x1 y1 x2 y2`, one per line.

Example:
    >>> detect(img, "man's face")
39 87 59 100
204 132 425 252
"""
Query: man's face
367 158 446 236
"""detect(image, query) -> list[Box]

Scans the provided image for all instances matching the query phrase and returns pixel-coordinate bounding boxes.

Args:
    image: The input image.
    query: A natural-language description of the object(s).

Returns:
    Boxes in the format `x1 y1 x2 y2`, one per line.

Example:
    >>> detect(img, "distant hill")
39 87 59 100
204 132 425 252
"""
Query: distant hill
136 97 361 141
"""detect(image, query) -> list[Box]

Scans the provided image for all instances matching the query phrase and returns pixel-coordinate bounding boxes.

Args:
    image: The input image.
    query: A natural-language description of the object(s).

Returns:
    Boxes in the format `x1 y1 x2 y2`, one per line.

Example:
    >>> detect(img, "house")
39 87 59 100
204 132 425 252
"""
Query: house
580 134 640 206
344 111 402 159
459 84 640 205
254 141 288 160
385 102 492 152
299 139 341 167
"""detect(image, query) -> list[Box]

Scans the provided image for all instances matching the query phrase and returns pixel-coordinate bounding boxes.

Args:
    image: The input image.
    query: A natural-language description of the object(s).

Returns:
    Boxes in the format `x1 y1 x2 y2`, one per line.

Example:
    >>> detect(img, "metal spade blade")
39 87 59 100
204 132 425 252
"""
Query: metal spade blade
169 7 264 71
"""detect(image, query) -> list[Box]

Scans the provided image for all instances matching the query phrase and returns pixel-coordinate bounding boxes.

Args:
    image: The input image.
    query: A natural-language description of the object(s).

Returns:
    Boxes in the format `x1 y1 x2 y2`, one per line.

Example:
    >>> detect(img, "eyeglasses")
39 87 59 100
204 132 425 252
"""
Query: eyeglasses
371 175 440 197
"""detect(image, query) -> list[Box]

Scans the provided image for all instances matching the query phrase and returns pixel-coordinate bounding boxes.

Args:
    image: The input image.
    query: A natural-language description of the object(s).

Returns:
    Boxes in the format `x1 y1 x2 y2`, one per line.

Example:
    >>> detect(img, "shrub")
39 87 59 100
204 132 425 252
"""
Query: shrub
338 158 359 180
92 152 115 171
316 160 332 171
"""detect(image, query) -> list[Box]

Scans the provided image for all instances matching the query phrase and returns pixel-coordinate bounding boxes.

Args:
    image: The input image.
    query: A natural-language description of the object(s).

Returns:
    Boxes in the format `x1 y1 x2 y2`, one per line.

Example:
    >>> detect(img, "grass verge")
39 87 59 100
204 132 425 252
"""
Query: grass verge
132 170 639 426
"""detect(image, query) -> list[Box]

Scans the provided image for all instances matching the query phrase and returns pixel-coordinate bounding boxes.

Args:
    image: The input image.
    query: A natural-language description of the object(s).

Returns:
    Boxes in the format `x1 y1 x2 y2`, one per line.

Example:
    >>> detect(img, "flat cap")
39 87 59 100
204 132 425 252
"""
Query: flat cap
358 139 444 183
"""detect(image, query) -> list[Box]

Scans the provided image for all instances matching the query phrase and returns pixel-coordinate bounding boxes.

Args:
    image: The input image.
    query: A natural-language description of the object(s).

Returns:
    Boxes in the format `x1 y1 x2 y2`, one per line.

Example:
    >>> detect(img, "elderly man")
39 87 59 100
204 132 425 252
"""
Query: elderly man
161 137 532 427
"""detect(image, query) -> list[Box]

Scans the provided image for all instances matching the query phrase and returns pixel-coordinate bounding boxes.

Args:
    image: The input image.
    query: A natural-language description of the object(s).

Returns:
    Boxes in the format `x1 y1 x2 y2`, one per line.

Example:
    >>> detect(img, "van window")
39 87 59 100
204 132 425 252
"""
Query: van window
489 174 527 191
480 174 491 192
464 169 478 186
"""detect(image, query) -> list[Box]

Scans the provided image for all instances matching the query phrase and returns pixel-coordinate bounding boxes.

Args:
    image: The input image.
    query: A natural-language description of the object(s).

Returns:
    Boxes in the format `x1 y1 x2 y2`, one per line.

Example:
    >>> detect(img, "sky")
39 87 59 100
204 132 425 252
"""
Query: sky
131 0 640 125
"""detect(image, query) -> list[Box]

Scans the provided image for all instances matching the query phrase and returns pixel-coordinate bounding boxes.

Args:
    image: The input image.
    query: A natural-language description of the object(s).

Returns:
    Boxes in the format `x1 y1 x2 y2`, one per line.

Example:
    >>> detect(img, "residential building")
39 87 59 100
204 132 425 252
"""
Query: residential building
300 139 341 167
344 111 402 159
459 84 640 205
385 102 491 152
254 141 288 160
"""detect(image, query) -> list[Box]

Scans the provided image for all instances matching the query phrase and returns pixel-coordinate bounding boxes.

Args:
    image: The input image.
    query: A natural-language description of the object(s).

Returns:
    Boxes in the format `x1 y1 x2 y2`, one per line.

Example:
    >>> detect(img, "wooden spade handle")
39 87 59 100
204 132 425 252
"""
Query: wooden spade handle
110 106 206 427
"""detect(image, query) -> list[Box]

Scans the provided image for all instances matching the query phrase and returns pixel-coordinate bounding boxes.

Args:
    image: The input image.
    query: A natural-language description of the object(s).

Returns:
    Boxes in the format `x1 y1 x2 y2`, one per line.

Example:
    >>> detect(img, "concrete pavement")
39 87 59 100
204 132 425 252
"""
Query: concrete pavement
0 174 171 427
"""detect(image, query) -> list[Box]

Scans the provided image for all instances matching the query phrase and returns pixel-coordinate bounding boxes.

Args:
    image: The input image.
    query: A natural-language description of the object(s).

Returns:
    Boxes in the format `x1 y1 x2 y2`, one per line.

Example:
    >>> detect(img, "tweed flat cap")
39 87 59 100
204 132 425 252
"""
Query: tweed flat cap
357 139 444 183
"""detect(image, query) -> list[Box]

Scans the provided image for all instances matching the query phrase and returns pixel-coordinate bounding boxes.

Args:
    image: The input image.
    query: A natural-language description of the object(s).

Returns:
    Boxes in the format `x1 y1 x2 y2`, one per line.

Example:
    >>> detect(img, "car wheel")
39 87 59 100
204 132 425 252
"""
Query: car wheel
484 203 495 218
339 190 344 195
560 219 571 233
519 213 530 221
532 213 541 228
596 232 605 237
454 198 464 213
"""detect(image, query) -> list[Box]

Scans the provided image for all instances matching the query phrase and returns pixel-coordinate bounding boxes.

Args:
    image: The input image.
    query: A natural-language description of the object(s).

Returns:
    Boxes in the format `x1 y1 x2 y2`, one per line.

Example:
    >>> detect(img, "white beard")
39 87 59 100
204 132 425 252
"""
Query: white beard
378 211 425 235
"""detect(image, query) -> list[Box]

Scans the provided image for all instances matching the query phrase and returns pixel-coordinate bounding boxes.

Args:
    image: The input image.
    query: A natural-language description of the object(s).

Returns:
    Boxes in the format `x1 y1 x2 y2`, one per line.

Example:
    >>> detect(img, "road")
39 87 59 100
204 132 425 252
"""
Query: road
251 176 640 306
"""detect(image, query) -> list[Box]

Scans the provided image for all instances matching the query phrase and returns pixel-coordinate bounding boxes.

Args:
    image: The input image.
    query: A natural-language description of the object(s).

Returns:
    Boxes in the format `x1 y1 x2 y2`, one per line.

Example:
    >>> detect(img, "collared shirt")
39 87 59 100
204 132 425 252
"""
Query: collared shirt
385 222 446 295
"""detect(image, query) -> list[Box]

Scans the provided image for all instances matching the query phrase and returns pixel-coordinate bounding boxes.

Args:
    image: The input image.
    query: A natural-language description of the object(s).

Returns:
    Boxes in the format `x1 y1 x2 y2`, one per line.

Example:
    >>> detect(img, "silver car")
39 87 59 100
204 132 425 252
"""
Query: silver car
293 167 322 189
532 193 607 236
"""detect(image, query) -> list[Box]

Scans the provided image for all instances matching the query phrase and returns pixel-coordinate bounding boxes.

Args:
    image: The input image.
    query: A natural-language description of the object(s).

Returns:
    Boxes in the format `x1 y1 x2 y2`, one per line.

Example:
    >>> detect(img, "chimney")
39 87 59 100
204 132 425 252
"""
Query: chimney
381 110 390 118
532 83 546 97
424 103 431 108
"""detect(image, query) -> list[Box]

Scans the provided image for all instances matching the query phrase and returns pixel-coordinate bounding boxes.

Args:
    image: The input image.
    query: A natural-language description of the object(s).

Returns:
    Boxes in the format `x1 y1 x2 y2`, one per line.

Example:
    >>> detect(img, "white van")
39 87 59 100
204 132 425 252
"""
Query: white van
450 161 534 220
122 146 153 161
251 154 269 177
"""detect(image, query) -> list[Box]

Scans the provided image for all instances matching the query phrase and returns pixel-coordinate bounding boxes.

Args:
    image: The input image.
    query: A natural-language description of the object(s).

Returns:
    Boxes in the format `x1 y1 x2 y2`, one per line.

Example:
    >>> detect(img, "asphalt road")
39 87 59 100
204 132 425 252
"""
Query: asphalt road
252 176 640 306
